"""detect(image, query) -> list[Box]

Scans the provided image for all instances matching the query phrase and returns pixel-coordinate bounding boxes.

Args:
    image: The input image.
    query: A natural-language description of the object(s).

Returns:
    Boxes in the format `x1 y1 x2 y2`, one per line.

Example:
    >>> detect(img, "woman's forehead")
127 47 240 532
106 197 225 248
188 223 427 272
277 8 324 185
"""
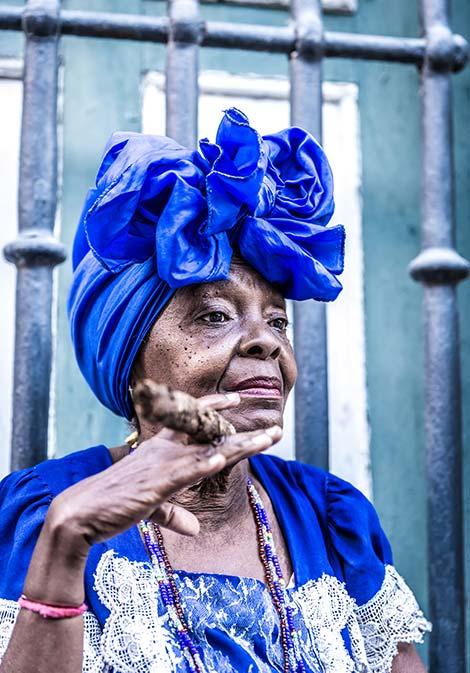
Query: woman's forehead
179 261 286 308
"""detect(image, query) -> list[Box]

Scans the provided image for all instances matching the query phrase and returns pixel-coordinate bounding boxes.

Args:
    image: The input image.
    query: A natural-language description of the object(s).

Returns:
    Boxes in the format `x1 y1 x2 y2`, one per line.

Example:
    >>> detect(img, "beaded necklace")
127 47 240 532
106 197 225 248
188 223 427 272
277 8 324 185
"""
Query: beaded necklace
137 477 306 673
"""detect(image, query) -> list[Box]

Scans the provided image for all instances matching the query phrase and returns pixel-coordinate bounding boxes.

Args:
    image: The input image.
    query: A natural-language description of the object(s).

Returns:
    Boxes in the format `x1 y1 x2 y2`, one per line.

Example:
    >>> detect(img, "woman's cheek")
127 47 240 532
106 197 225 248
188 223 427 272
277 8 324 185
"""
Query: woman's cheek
164 337 234 397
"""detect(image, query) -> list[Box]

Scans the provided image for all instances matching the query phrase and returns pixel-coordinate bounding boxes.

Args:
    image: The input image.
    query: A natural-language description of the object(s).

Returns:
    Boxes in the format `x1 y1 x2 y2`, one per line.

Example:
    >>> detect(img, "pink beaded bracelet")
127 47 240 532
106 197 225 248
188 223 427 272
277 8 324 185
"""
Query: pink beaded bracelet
19 595 87 619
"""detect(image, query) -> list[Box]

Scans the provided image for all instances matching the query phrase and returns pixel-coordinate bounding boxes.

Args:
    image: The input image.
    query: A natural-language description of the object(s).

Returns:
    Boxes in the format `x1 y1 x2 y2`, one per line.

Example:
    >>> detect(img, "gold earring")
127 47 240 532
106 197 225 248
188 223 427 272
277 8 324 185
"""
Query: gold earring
125 430 139 448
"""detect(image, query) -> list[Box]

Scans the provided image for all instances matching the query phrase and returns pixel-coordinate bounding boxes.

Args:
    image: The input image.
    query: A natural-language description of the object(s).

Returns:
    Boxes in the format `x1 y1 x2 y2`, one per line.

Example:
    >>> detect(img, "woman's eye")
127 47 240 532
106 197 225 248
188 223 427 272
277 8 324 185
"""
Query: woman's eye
200 311 230 324
270 317 289 332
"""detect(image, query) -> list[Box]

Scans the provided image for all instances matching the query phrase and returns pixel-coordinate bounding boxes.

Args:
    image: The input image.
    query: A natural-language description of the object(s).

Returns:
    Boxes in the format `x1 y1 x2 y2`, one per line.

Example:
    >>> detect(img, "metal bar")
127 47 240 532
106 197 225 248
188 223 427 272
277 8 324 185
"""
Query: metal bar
290 0 328 469
165 0 200 148
324 31 426 64
409 0 469 669
0 3 19 29
203 21 293 53
3 0 66 471
0 6 468 69
62 9 169 42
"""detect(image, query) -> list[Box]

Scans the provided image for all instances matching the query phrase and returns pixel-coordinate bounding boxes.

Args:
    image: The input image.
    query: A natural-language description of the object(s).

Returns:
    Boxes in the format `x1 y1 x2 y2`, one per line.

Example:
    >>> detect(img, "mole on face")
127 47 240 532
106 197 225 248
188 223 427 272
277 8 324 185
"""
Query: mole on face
133 257 297 432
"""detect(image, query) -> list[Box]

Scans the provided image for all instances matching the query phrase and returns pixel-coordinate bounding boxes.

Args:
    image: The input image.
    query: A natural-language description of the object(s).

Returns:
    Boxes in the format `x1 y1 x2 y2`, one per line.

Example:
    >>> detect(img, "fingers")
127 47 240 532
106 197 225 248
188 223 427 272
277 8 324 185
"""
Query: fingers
157 427 188 443
135 426 282 525
150 502 200 536
197 392 240 411
191 425 283 461
145 427 280 536
156 451 227 500
154 392 240 444
216 426 283 466
162 424 283 465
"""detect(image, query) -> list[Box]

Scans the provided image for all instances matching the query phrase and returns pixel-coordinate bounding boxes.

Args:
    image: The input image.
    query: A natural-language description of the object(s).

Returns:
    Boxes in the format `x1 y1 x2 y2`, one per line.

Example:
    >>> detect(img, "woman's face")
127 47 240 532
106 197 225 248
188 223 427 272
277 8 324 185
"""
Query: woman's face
133 257 297 433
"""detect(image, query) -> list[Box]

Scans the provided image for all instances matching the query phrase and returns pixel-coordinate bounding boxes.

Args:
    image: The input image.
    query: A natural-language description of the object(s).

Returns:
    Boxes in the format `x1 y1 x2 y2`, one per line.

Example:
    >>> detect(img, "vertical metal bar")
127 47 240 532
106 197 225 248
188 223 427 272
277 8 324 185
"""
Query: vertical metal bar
289 0 328 469
165 0 201 148
409 0 469 669
3 0 66 471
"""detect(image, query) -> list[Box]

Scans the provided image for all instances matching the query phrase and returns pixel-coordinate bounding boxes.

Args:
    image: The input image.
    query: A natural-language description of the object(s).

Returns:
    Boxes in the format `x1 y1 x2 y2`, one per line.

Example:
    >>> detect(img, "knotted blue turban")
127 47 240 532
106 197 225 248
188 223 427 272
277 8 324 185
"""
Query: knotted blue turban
68 107 345 419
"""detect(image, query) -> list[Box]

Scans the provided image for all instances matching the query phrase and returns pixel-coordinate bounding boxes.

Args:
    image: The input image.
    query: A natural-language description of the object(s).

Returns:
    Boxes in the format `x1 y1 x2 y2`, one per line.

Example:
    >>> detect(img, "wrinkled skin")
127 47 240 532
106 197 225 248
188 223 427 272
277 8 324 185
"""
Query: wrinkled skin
133 256 297 437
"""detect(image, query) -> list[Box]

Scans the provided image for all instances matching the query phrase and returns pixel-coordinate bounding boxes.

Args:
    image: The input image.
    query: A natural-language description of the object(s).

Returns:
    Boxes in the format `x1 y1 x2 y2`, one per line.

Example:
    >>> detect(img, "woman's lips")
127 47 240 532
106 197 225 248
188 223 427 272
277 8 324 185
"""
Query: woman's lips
225 377 283 399
237 388 282 399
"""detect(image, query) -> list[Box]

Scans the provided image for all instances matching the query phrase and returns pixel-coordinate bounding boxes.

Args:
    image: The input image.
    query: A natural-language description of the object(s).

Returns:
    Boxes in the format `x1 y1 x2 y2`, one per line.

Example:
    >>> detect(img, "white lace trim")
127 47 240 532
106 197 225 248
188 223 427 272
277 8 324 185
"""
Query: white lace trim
293 565 431 673
352 565 432 673
94 551 182 673
292 573 357 672
0 599 18 662
0 560 431 673
0 597 106 672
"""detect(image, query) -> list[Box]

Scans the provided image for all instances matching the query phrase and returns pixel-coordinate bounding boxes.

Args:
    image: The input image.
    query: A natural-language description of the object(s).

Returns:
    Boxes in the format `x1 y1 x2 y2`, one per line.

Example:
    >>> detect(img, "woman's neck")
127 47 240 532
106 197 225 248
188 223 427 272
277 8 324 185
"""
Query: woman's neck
170 460 250 533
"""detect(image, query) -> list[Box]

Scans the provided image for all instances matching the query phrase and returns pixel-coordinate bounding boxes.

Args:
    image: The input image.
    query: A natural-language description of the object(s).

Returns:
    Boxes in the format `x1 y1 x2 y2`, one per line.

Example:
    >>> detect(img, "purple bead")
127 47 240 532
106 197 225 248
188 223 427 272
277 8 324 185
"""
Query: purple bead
160 584 172 602
180 631 191 645
274 586 285 604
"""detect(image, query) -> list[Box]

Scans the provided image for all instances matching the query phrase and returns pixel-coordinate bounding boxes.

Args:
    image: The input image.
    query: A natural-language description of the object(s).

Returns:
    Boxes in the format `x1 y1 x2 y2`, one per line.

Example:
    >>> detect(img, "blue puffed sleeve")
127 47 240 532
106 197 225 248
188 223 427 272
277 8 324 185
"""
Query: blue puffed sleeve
0 445 113 601
0 447 113 669
0 468 52 601
326 472 393 606
323 471 432 670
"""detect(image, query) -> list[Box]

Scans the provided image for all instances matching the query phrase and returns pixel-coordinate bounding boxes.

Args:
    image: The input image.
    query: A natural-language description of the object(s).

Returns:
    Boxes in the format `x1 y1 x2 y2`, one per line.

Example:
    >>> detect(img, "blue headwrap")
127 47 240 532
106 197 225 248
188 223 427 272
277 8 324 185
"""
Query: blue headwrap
68 107 345 419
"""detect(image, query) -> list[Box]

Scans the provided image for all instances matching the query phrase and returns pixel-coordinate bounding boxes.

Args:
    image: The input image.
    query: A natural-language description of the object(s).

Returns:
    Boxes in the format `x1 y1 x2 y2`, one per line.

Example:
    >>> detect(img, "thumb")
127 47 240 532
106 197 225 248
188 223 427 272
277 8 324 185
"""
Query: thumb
149 501 200 537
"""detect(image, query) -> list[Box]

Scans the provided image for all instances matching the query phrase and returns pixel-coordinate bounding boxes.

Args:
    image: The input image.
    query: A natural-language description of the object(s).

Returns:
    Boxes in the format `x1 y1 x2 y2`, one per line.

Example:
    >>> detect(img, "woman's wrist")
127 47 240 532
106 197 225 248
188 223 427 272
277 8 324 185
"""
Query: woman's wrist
23 507 91 607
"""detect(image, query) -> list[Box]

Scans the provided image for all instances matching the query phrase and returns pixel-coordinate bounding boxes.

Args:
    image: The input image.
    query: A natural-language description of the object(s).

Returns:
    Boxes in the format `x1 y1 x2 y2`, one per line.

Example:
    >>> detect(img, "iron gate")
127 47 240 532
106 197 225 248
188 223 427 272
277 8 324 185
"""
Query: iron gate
0 0 469 670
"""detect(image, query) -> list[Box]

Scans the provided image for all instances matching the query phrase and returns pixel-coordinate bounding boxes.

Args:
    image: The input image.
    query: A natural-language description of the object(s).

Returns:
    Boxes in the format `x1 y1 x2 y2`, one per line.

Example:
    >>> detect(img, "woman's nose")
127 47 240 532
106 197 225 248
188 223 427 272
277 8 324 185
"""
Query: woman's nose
238 325 281 361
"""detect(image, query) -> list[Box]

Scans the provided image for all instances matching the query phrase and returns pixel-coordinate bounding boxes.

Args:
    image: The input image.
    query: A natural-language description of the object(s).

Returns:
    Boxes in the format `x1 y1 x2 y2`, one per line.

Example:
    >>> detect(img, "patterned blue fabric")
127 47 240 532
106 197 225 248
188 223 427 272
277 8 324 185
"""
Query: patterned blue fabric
0 449 393 672
68 108 345 419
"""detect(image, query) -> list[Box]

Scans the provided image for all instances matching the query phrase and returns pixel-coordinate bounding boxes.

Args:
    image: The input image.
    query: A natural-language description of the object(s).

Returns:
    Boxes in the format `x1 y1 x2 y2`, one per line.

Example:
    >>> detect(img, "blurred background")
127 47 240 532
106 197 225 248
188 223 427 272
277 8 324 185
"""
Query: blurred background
0 0 469 666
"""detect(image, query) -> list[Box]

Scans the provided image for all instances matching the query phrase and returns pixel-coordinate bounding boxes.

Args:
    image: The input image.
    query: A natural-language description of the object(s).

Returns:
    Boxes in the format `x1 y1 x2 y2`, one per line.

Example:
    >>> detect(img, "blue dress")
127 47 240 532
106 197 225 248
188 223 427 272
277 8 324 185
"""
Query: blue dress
0 446 430 673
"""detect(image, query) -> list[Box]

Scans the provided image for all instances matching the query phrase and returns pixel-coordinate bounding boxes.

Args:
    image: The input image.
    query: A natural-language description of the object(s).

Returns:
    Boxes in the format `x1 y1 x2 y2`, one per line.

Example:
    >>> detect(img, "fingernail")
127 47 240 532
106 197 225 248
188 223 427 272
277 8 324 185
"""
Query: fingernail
265 425 281 438
208 453 224 466
225 392 240 401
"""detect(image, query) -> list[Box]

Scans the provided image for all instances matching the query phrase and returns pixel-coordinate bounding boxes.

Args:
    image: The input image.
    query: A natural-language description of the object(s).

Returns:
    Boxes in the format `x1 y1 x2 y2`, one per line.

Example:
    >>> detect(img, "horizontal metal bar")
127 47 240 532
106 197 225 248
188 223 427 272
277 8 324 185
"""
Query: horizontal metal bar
0 5 468 69
325 31 425 64
0 4 19 30
61 9 169 42
204 20 293 53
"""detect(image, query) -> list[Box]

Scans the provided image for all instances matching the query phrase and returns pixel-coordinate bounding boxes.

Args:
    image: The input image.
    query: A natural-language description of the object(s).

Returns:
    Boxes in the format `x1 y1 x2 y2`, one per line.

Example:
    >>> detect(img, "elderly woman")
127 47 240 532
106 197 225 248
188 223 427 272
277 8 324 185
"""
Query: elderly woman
0 108 429 673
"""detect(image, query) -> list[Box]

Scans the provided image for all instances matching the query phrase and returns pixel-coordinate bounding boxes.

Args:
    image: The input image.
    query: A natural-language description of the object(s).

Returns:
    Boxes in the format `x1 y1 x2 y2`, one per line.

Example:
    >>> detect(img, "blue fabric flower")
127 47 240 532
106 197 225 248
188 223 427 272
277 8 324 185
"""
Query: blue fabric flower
69 108 345 418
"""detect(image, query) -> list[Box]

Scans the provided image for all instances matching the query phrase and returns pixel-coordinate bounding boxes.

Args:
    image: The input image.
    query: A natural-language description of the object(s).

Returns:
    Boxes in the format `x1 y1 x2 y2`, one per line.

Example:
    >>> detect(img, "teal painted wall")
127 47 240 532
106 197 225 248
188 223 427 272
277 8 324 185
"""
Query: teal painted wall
1 0 469 666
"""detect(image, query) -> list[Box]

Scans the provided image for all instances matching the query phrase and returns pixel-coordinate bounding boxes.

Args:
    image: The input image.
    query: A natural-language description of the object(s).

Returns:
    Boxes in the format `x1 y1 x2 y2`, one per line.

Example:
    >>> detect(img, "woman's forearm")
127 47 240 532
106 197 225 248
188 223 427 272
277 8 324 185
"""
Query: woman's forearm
391 643 427 673
0 514 89 673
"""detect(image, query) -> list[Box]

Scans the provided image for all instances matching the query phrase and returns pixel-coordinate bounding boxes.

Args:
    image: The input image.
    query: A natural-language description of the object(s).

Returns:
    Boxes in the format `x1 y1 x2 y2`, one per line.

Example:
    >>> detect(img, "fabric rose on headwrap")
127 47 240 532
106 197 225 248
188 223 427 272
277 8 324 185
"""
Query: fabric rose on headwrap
69 107 345 419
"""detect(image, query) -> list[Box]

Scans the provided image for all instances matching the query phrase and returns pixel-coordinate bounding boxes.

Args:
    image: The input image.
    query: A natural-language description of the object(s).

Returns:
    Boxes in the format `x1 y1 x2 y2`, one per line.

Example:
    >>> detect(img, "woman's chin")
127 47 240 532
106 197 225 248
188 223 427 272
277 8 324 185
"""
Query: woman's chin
223 398 284 433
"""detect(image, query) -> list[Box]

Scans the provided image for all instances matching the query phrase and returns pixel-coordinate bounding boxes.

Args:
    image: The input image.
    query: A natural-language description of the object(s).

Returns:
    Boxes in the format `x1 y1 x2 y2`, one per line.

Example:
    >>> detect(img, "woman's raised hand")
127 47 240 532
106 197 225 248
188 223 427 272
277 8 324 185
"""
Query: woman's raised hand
46 393 282 557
